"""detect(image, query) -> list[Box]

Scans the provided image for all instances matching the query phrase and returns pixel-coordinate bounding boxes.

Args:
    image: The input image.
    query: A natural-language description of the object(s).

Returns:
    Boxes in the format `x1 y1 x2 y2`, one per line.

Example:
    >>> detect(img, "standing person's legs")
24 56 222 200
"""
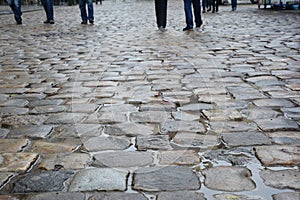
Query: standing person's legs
232 0 237 10
86 0 94 23
8 0 22 23
79 0 88 23
183 0 193 30
155 0 167 28
202 0 206 12
192 0 202 27
41 0 54 23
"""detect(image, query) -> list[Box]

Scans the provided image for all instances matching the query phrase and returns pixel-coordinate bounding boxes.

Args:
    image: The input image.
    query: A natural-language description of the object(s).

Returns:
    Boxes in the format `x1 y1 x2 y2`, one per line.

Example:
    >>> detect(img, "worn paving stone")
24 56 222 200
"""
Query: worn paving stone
45 113 87 124
136 135 173 150
253 98 295 108
0 99 29 107
172 132 219 149
30 139 82 153
82 136 131 152
255 145 300 166
0 153 38 172
1 115 49 128
272 192 300 200
0 107 29 116
202 109 242 121
203 166 255 192
254 118 299 132
281 107 300 120
38 153 90 170
213 193 264 200
157 191 206 200
30 105 66 114
240 108 282 120
221 132 271 147
268 131 300 146
7 125 53 139
0 139 29 153
69 168 128 192
0 172 15 188
171 111 200 121
104 123 154 137
158 150 200 166
28 192 85 200
52 124 103 138
178 103 213 111
161 120 206 134
210 121 258 134
259 169 300 190
93 151 153 168
130 111 170 123
133 166 200 191
88 192 148 200
10 171 74 193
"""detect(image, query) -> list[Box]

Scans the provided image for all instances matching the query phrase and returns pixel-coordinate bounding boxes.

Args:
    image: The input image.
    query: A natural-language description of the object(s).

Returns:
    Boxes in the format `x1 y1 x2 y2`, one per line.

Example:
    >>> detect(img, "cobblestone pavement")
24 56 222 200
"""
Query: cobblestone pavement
0 0 300 199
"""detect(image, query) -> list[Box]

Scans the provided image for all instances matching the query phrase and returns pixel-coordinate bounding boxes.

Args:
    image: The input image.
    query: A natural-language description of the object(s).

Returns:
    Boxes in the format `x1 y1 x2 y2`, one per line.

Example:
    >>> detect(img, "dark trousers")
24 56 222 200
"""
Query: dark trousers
212 0 219 12
155 0 167 28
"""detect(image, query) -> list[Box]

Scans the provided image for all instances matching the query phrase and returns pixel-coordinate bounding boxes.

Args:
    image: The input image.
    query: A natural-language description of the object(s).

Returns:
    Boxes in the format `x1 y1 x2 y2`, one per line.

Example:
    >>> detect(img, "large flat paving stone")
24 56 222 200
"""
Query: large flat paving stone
210 121 258 133
88 192 147 200
132 166 200 191
0 153 38 172
136 135 173 150
157 191 206 200
213 193 263 200
7 125 53 139
255 145 300 166
93 151 153 168
69 168 128 192
254 118 299 132
268 131 300 146
9 171 74 193
161 120 206 134
82 136 131 152
158 150 200 166
203 166 255 192
259 169 300 190
0 139 29 153
29 139 82 153
272 192 300 200
172 132 219 149
221 131 271 147
104 123 154 137
1 115 49 128
28 192 85 200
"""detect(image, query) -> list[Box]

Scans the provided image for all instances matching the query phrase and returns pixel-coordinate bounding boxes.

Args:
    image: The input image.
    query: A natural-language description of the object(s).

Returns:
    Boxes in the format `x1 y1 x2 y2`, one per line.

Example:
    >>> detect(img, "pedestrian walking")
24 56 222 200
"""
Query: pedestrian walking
232 0 237 11
7 0 22 24
154 0 168 31
183 0 202 31
79 0 94 24
41 0 55 24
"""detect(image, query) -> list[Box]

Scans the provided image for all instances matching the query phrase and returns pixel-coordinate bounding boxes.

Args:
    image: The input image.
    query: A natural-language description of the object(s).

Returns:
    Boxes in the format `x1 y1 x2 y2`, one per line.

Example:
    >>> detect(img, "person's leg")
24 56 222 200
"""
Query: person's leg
192 0 202 27
202 0 206 12
13 0 22 23
155 0 167 28
79 0 88 23
183 0 193 30
232 0 237 10
87 0 94 23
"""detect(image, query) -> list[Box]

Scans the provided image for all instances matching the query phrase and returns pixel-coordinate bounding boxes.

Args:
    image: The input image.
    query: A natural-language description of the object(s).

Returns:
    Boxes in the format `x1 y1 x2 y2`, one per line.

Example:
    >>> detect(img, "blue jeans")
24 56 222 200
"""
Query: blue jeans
79 0 94 22
41 0 54 20
7 0 22 23
184 0 202 28
232 0 237 10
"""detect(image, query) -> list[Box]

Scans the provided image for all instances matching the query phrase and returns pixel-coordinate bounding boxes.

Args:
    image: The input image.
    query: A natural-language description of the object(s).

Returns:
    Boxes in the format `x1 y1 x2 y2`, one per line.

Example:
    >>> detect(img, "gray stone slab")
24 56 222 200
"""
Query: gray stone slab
45 113 87 124
0 153 38 172
53 124 102 138
93 151 153 168
172 132 219 149
136 135 173 150
157 191 206 200
210 121 258 134
0 139 29 153
255 146 300 166
1 115 49 128
161 120 206 134
202 109 242 121
0 99 29 107
254 118 299 132
29 139 82 153
158 150 200 166
240 108 282 120
260 169 300 190
88 192 147 200
0 172 15 189
178 103 213 111
30 105 66 114
28 99 65 107
130 111 170 123
0 128 9 138
0 107 29 116
8 125 53 139
28 192 85 200
69 168 128 192
82 136 131 152
11 171 74 193
269 131 300 146
203 166 255 192
221 132 271 147
281 107 300 120
253 98 295 108
104 123 154 137
213 193 264 200
272 192 300 200
133 166 200 191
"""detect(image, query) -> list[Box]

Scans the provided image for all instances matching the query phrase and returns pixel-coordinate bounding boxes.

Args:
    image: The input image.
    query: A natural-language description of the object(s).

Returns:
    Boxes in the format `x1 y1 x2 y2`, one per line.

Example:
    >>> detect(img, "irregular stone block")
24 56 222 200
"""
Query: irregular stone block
11 171 74 193
173 132 219 149
88 192 147 200
213 193 264 200
45 113 87 124
30 105 66 114
254 118 299 132
272 192 300 200
1 115 49 128
269 131 300 146
8 125 53 139
130 111 170 124
104 123 154 137
136 135 173 150
158 150 200 165
69 168 128 192
240 108 281 120
0 139 29 153
82 136 130 152
161 120 206 134
93 151 153 168
0 107 29 116
210 121 257 134
178 103 213 111
28 192 85 200
133 166 200 191
38 153 90 170
260 169 300 190
157 191 206 200
255 146 300 166
30 139 82 154
0 153 38 172
203 166 255 192
221 132 271 147
253 98 295 108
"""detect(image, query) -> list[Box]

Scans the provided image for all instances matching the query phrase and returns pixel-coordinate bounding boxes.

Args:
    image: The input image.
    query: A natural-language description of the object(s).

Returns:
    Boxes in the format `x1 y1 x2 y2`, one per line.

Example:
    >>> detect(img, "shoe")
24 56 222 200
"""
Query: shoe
44 20 50 24
81 21 87 24
49 20 55 24
89 20 94 24
16 20 22 24
158 26 166 32
183 27 193 31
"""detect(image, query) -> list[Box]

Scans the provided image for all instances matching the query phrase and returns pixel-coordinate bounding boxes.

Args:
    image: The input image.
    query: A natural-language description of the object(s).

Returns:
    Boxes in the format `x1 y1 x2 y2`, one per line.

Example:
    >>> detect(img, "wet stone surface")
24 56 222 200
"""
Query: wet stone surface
0 0 300 199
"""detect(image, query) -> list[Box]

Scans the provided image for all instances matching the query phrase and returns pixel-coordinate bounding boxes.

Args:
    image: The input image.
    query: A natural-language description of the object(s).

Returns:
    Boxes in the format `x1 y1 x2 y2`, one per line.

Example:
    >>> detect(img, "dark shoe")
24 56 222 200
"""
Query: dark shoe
49 20 55 24
16 20 22 24
183 27 193 31
89 20 94 24
81 21 88 24
44 20 50 24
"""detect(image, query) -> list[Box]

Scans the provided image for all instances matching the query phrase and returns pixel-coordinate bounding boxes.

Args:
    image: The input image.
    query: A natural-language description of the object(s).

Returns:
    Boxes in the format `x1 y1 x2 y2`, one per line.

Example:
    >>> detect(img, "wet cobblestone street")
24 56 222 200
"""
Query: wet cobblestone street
0 0 299 199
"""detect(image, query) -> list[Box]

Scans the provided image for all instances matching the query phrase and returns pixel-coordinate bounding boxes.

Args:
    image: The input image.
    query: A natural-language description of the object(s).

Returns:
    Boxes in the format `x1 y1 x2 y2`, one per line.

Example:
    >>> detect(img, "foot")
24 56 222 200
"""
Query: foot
183 27 193 31
81 21 88 24
89 20 94 24
16 20 22 24
49 20 55 24
158 26 166 31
